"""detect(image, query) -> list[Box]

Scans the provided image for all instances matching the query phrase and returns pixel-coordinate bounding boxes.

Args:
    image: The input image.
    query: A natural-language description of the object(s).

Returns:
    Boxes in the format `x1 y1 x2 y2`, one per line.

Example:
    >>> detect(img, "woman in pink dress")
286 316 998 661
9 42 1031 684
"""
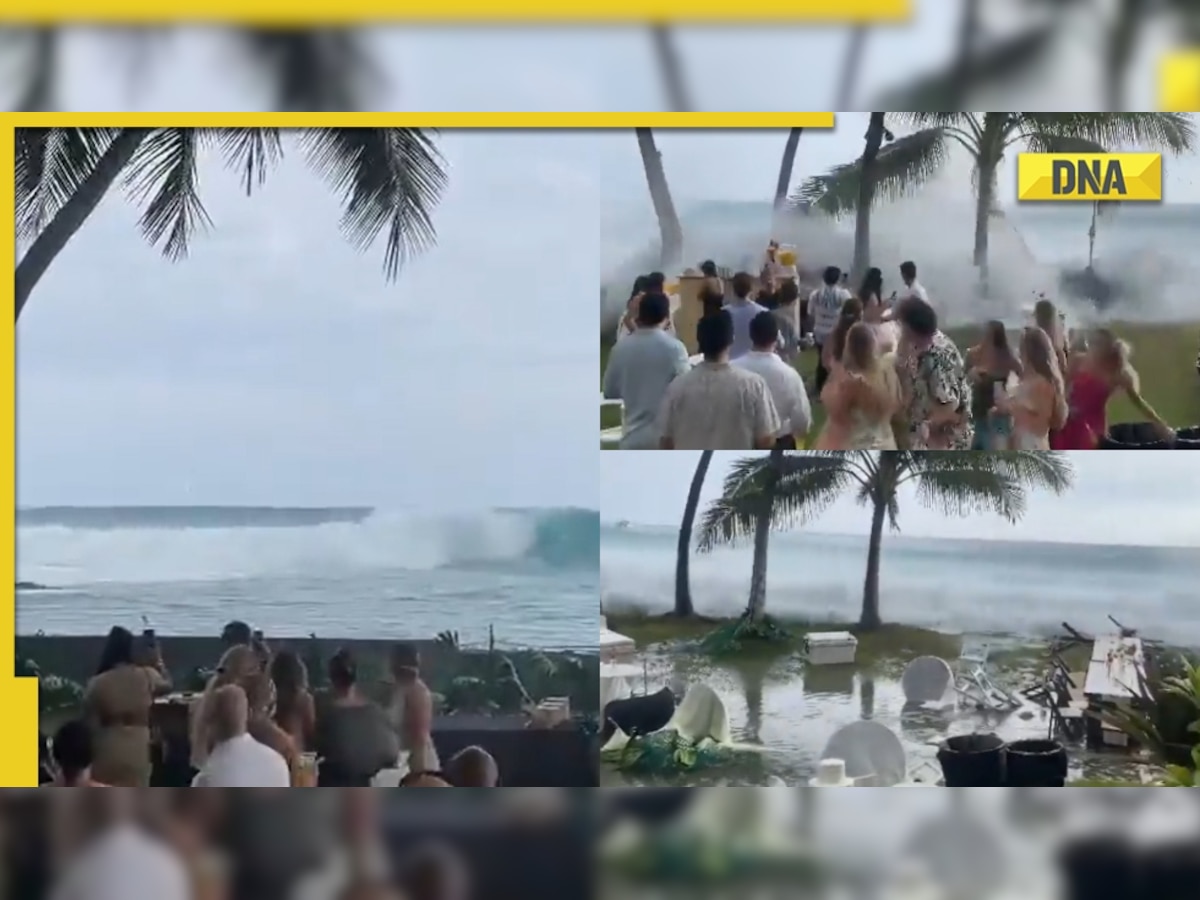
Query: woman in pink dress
1052 328 1174 449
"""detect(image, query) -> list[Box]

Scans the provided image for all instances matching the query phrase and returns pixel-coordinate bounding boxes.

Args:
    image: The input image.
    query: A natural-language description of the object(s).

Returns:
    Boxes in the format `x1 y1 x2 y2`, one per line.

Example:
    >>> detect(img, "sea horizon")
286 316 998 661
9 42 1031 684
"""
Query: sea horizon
602 518 1197 552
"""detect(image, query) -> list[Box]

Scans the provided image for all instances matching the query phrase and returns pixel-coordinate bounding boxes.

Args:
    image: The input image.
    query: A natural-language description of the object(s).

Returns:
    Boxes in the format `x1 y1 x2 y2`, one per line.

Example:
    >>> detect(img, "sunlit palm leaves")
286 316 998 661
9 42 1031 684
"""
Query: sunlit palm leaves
15 127 446 318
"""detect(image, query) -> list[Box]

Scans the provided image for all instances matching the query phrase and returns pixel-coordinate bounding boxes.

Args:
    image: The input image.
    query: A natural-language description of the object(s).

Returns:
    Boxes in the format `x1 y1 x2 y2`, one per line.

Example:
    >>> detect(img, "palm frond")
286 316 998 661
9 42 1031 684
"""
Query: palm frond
122 128 213 261
1018 113 1197 153
298 128 446 279
793 128 948 218
900 451 1075 524
236 29 381 112
15 127 119 240
695 453 865 552
212 128 284 195
869 25 1058 111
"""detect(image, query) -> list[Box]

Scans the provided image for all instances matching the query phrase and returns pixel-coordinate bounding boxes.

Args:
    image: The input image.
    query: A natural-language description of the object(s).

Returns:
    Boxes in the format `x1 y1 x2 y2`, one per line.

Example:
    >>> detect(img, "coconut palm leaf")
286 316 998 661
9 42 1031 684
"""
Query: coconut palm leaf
869 24 1058 111
15 127 120 239
793 127 948 217
15 127 445 319
696 454 856 551
1017 112 1197 152
699 451 1074 547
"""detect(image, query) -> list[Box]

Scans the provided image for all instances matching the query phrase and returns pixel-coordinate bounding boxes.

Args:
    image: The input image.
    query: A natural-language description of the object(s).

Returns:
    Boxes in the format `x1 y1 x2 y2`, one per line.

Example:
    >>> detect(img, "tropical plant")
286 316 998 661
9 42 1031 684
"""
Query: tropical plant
796 113 1196 288
635 128 684 271
1097 651 1200 779
15 127 446 320
698 451 1074 631
4 28 379 112
674 450 714 617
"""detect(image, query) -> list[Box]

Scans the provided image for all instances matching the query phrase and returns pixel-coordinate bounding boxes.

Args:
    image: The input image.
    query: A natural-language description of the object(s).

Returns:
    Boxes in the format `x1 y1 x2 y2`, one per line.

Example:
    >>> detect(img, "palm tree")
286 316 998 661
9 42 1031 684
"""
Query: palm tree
636 128 684 271
836 27 869 110
698 451 1074 631
4 28 379 112
14 127 446 320
850 113 889 282
674 450 713 618
796 113 1196 289
696 446 785 626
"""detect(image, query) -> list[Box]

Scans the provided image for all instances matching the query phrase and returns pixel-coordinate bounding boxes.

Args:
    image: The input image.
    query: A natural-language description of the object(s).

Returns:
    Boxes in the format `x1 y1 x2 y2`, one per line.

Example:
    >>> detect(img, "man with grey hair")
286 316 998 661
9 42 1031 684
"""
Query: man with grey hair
191 684 290 787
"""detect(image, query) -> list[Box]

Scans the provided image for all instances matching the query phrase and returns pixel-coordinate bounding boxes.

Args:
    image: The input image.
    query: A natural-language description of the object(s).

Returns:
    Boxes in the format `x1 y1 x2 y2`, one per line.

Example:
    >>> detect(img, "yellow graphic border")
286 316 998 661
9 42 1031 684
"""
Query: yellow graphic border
2 0 909 24
2 110 834 786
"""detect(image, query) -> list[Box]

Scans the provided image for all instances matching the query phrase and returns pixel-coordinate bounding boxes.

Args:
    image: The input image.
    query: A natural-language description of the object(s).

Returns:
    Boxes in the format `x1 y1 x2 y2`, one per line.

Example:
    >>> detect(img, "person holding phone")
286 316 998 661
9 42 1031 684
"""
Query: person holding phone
83 625 171 785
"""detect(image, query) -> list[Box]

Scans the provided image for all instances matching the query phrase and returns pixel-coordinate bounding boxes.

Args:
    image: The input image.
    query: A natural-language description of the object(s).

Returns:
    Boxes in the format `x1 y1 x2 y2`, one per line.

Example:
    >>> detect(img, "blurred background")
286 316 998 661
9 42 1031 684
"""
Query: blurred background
597 788 1200 900
1 0 1198 112
2 788 590 900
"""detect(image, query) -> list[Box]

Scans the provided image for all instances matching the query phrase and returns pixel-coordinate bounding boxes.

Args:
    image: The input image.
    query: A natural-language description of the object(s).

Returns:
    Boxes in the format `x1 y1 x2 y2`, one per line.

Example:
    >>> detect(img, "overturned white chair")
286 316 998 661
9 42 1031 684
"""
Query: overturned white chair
954 642 1021 711
817 720 941 787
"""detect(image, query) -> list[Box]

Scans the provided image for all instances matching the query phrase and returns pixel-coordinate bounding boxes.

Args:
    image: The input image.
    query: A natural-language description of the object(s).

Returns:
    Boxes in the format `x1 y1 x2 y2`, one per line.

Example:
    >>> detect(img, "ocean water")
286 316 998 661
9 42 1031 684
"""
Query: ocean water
601 523 1200 646
17 506 599 647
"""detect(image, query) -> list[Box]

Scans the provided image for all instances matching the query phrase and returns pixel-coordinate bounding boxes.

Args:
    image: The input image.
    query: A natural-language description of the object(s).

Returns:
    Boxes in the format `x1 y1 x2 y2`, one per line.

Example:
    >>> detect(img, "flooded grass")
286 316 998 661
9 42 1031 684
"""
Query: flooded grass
602 613 1164 786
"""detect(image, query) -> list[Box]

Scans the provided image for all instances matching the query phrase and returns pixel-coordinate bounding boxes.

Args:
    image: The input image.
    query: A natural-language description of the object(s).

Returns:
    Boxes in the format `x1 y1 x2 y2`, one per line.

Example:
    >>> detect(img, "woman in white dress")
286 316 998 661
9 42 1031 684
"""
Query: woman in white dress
387 643 441 775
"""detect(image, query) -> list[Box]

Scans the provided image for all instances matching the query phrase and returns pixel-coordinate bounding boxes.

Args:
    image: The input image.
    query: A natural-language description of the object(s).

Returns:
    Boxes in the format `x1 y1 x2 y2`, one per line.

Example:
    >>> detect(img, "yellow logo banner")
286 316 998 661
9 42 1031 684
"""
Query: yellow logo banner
1017 152 1163 202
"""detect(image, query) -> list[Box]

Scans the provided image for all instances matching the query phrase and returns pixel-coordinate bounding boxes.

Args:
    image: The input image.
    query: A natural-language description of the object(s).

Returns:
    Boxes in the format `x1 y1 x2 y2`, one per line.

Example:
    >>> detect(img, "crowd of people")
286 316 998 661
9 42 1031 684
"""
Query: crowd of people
38 620 502 788
603 248 1177 451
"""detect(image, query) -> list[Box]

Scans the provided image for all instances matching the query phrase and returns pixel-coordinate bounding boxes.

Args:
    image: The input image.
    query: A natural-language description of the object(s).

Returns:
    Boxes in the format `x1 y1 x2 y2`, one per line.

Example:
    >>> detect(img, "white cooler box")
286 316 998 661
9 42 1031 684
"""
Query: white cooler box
805 631 858 666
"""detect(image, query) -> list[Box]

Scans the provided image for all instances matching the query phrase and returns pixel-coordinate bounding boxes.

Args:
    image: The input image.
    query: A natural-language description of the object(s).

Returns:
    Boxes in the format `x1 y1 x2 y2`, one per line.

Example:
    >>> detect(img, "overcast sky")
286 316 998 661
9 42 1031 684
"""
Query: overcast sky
600 452 1200 548
15 39 603 510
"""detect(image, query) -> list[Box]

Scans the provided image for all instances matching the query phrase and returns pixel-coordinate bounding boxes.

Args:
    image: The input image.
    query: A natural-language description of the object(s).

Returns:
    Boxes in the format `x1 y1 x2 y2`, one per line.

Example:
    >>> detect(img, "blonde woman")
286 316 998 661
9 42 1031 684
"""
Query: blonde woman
189 643 260 770
816 323 901 449
993 327 1067 449
1034 297 1070 376
1052 327 1174 449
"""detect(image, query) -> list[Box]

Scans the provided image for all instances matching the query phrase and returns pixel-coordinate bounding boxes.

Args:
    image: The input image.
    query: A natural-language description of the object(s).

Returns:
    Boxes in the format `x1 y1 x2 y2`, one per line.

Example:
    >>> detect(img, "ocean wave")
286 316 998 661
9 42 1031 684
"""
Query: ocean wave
17 506 598 586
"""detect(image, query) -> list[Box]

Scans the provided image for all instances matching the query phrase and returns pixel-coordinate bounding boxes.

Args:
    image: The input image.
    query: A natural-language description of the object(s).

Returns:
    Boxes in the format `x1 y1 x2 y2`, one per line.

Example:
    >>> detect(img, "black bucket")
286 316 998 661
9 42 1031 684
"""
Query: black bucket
1099 422 1170 450
1059 836 1139 900
936 733 1006 786
1175 425 1200 450
1004 738 1068 786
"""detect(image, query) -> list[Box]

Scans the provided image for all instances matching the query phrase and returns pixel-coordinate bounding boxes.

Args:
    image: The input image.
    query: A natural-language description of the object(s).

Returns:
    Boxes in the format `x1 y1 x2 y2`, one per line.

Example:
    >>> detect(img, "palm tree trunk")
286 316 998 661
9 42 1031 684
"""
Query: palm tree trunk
1104 0 1145 111
650 25 693 112
635 128 684 271
851 113 887 283
972 158 998 289
859 496 887 631
836 28 868 109
948 0 982 108
773 129 803 210
17 29 57 112
15 128 151 321
746 446 784 621
674 450 713 617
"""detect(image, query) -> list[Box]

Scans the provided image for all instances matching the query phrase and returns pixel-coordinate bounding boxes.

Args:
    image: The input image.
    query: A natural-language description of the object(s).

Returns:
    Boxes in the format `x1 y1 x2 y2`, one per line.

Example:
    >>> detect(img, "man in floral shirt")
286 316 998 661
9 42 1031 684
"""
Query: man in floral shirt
894 298 974 450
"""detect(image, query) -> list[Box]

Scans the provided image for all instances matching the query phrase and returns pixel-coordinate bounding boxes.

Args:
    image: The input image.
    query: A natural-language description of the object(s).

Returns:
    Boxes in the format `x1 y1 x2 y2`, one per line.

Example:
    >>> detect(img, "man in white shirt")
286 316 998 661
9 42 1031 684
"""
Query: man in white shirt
192 684 291 787
658 309 781 450
603 291 691 449
808 265 853 395
896 260 930 305
734 312 812 449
